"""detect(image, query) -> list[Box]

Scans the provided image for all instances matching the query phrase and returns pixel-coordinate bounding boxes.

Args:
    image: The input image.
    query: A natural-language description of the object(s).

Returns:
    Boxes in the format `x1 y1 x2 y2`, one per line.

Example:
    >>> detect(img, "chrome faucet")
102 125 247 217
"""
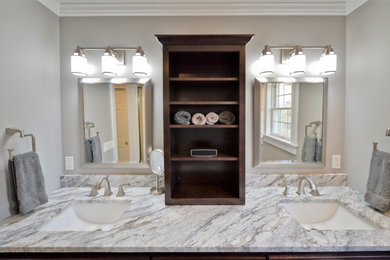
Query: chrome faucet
95 175 112 197
296 176 321 197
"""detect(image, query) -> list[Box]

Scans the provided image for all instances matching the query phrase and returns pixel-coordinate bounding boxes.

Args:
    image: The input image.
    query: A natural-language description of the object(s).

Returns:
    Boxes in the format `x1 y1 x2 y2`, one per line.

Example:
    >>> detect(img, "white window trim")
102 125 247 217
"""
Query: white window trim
263 134 298 155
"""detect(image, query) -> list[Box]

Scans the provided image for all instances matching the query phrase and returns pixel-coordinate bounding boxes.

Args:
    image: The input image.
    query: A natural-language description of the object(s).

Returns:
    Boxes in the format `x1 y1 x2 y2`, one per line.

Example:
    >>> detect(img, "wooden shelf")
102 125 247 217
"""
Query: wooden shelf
170 77 238 82
170 124 238 129
171 154 238 161
171 183 238 199
169 101 239 105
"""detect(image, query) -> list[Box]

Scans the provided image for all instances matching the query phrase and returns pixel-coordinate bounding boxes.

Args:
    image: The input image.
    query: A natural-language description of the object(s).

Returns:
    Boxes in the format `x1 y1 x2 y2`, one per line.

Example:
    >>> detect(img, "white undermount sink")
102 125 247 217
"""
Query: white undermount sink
39 199 130 232
281 201 380 230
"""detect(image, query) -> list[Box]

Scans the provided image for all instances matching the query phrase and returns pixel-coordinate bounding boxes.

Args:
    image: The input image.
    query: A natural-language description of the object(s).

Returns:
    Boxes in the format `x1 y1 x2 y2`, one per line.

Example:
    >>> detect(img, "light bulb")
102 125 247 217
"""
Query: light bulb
319 52 337 76
289 46 306 76
101 47 117 77
71 47 88 76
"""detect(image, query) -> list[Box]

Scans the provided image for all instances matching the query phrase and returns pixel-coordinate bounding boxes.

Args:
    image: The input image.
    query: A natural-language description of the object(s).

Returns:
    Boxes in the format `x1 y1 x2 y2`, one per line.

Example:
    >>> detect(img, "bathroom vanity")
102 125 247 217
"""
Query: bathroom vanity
1 175 390 259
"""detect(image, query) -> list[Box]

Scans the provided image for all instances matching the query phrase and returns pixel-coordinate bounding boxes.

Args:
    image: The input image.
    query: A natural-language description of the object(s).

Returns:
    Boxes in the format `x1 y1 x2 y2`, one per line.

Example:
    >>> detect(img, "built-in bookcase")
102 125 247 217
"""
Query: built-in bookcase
156 35 253 205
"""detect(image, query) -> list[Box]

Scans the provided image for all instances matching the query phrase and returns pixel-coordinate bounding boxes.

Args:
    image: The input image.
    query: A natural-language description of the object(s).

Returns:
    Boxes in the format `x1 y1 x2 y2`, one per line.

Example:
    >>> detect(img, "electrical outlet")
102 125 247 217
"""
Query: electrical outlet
332 155 341 169
65 156 74 171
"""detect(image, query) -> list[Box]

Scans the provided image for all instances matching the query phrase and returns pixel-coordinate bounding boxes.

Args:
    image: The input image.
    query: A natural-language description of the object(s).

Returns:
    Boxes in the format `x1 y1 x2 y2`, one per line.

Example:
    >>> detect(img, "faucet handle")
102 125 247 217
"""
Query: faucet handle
84 184 98 197
117 183 131 197
310 188 321 196
283 185 293 196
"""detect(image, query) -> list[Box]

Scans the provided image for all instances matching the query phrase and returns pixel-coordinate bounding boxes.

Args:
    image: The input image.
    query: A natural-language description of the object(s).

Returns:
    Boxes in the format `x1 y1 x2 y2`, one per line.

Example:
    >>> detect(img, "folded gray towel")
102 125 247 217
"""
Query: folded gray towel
85 139 93 163
365 150 390 212
302 136 316 162
90 136 102 163
174 111 191 125
7 160 19 215
315 138 322 162
13 152 48 215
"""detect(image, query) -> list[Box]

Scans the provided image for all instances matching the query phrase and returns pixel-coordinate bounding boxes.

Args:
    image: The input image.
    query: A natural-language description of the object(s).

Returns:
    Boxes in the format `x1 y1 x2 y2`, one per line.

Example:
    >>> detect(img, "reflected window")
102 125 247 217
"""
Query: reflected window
271 83 293 141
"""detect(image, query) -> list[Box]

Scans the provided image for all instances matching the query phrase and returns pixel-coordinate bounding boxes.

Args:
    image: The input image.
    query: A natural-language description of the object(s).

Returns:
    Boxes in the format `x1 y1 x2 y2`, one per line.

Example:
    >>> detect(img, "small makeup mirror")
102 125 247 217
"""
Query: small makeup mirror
149 149 165 195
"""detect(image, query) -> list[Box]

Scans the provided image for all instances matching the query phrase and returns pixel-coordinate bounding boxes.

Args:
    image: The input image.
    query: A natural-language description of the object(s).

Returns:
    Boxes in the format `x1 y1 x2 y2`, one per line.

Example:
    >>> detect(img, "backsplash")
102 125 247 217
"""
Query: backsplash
61 173 347 188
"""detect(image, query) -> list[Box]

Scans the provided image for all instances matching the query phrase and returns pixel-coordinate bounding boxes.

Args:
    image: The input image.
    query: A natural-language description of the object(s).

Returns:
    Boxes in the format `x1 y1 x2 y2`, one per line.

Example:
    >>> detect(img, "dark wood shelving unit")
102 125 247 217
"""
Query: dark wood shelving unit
156 34 253 205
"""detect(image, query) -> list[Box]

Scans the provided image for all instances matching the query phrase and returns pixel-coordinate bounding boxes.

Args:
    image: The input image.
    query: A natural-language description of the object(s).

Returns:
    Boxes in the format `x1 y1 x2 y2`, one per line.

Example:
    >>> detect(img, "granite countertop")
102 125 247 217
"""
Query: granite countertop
1 186 390 253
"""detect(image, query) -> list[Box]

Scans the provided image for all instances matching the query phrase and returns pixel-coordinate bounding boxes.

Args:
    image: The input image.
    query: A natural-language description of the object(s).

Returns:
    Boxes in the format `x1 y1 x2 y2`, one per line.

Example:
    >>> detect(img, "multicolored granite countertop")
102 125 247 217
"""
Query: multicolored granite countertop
1 185 390 253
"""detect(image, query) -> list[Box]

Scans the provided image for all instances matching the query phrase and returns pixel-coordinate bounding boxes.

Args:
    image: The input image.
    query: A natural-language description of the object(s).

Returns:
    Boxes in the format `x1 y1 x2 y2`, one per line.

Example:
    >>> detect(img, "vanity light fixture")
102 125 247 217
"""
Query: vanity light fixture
71 46 88 76
257 44 337 77
70 45 148 77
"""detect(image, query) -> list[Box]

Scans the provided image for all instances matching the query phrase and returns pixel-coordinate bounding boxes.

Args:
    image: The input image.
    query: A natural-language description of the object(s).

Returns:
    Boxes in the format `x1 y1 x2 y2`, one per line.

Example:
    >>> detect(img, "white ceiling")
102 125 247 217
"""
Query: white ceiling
38 0 367 17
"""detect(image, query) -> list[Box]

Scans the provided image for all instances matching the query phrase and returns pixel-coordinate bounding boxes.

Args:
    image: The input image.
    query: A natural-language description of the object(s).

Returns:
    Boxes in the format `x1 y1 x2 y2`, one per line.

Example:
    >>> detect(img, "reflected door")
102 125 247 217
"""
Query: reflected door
115 85 130 162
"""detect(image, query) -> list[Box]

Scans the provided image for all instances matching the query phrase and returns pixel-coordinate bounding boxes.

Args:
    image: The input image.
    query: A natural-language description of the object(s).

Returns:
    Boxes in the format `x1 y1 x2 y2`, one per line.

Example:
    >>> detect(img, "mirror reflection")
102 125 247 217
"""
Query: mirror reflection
82 83 142 164
259 81 324 163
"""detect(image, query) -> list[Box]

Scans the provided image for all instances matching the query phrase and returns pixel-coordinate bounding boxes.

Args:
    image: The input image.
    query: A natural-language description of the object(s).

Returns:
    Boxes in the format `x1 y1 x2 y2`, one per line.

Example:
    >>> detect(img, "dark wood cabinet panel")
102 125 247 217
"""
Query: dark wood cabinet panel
268 252 390 259
156 34 253 205
152 253 266 260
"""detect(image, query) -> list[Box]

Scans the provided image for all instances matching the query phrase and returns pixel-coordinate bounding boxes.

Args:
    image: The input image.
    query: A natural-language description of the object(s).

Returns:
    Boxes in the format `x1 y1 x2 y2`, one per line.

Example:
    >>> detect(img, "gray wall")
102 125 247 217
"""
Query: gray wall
297 83 323 160
60 16 346 174
346 0 390 192
0 1 61 221
83 84 115 162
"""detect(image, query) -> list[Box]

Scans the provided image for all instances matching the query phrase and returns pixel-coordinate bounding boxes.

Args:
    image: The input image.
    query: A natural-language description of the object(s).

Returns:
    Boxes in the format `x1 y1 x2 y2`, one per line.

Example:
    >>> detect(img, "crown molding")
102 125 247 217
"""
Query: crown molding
38 0 368 17
38 0 60 16
346 0 368 14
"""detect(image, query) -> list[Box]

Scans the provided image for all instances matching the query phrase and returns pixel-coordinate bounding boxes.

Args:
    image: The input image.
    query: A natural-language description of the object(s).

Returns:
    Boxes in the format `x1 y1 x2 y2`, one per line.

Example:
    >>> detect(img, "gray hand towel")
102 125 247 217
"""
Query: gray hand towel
13 152 48 215
90 136 102 163
315 138 322 162
7 160 19 215
302 136 316 162
365 150 390 212
85 139 93 163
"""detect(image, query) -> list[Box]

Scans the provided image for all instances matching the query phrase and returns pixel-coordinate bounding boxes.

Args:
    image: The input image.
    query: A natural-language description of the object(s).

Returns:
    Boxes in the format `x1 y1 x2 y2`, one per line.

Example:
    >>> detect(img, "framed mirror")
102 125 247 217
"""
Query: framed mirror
79 78 152 169
253 77 327 168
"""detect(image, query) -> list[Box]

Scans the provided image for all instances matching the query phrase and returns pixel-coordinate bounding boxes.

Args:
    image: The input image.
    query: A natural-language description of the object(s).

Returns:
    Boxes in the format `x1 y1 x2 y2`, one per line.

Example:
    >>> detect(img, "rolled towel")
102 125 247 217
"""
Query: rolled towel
174 111 191 125
206 112 219 125
219 111 236 125
191 113 206 125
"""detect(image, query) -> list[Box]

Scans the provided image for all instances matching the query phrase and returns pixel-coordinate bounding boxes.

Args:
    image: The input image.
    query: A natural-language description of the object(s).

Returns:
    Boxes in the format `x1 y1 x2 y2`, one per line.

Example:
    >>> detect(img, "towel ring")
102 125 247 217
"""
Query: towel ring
5 128 36 159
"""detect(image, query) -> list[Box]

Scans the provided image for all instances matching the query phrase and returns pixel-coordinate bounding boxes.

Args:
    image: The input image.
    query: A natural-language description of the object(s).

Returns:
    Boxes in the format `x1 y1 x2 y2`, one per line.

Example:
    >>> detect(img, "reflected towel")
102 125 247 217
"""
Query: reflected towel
315 138 322 162
365 150 390 212
85 139 93 163
302 136 316 162
7 160 19 215
13 152 48 215
91 136 102 163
